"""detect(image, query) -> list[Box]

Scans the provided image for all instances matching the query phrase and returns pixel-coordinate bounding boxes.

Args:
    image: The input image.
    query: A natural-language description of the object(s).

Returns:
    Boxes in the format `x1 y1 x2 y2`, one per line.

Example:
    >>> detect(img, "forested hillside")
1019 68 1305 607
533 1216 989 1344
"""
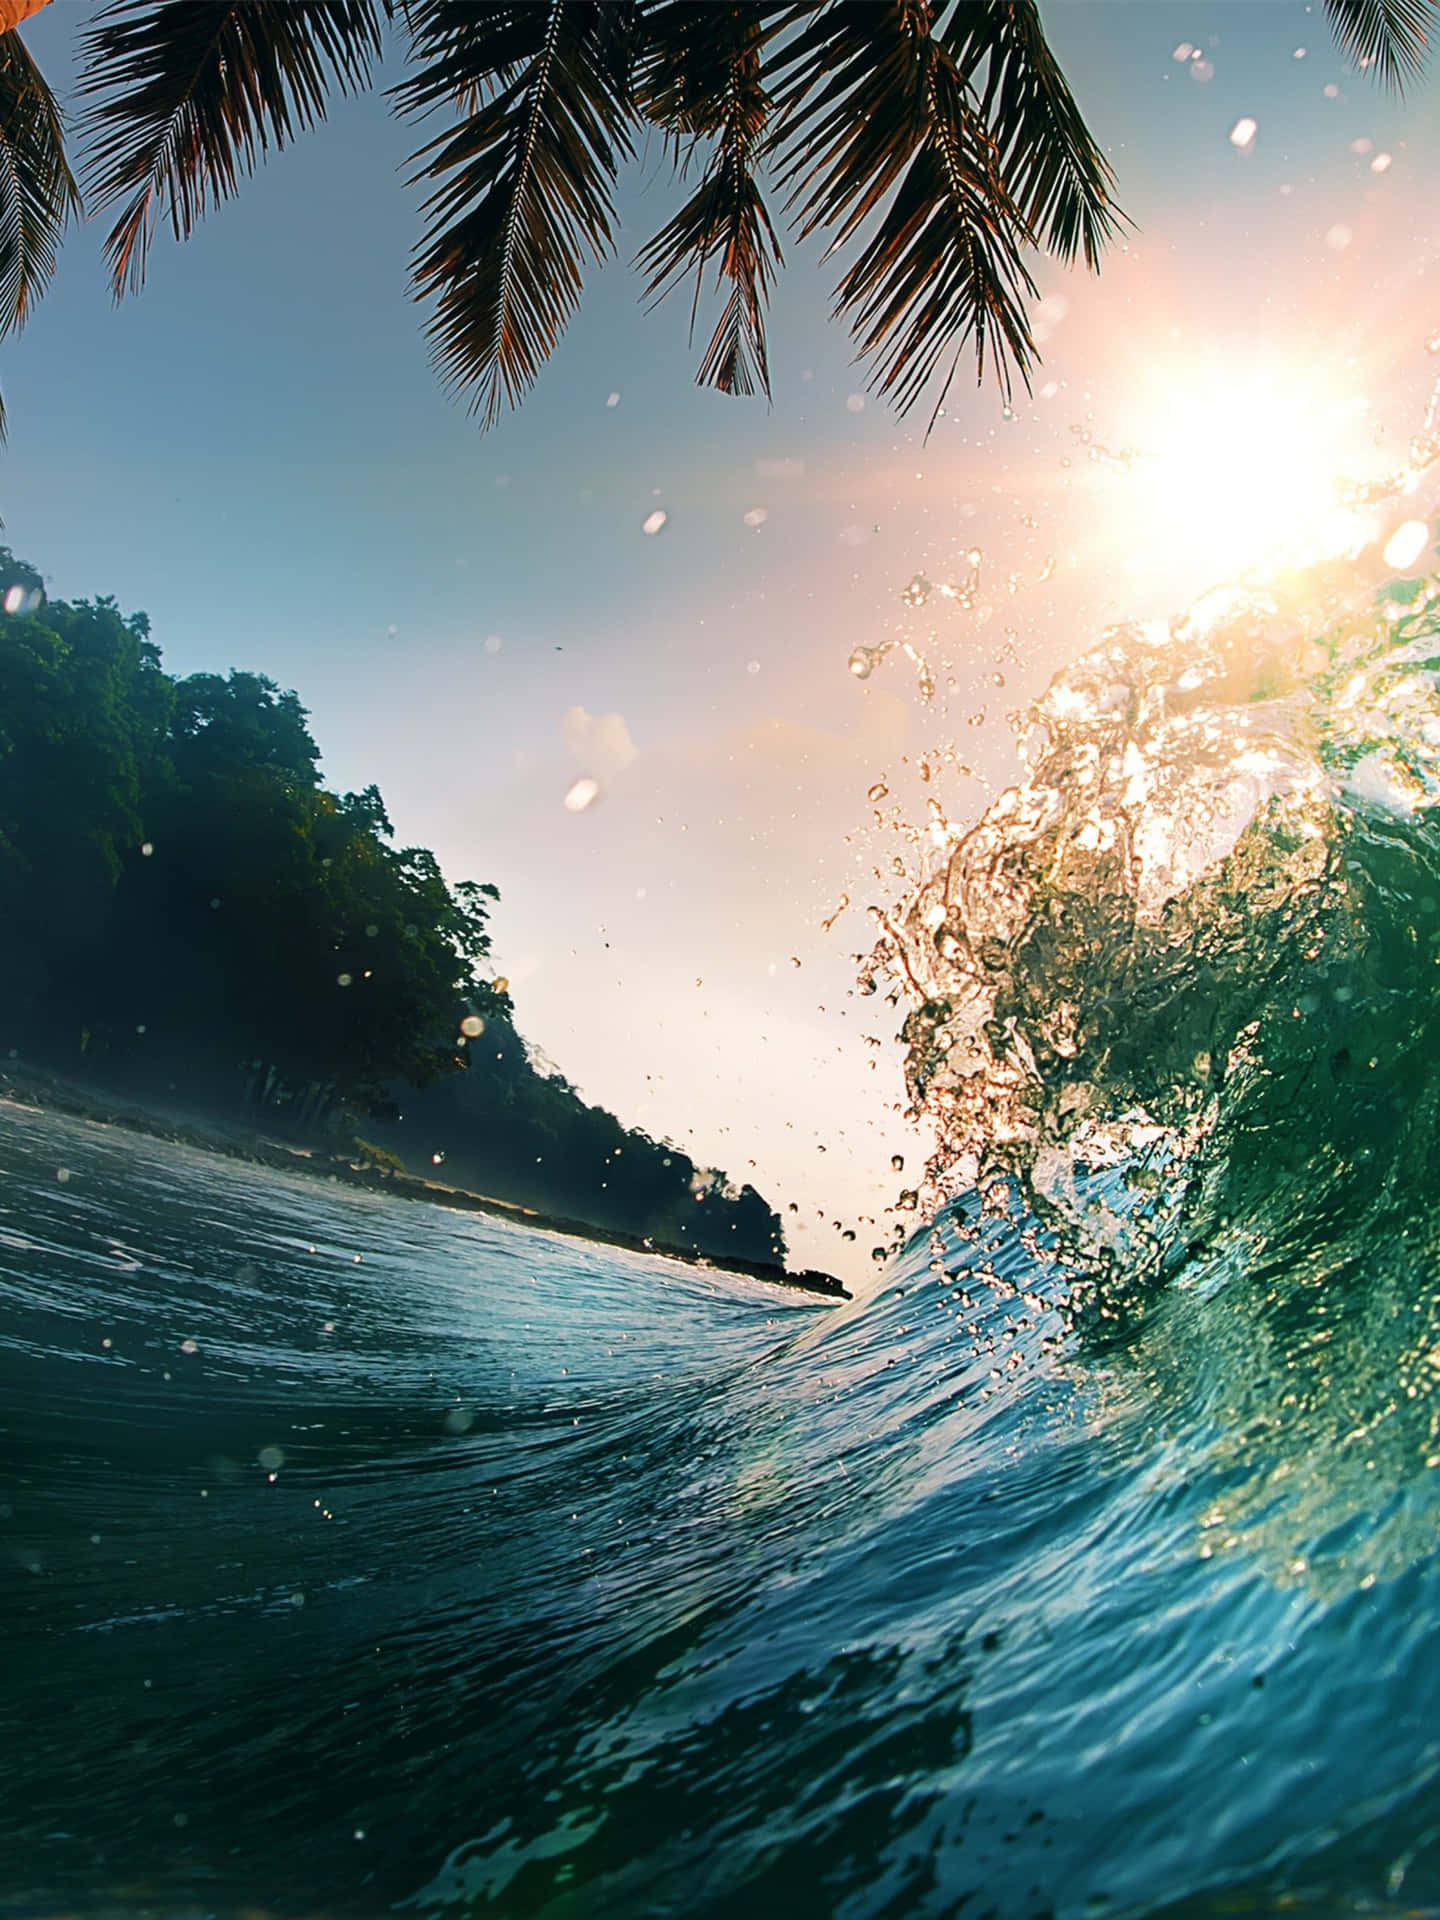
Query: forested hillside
0 548 786 1269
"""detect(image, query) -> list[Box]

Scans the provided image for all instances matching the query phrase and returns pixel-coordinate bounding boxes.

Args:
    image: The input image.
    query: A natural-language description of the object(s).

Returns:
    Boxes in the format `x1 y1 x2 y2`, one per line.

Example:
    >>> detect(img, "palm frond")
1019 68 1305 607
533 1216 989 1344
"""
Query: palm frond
634 2 784 400
396 1 636 428
77 1 386 297
0 27 79 442
949 1 1120 268
771 0 1041 415
0 28 78 334
1324 0 1436 87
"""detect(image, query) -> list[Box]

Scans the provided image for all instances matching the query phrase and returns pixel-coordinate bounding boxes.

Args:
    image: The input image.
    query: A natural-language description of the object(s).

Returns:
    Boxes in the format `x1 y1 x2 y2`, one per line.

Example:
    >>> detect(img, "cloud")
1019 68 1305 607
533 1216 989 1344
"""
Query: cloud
560 705 638 776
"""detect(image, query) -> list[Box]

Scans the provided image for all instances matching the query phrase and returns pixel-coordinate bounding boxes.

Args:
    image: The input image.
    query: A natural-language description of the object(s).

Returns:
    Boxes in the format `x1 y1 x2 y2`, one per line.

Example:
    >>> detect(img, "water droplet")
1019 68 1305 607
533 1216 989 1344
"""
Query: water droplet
641 510 668 536
891 1154 905 1172
1371 151 1393 173
867 781 889 802
846 394 866 413
258 1445 285 1473
337 973 353 988
564 777 601 813
605 391 620 408
1384 519 1429 569
848 647 877 680
742 507 769 530
1325 222 1353 252
1229 117 1257 150
459 1014 485 1038
902 573 932 606
483 633 503 655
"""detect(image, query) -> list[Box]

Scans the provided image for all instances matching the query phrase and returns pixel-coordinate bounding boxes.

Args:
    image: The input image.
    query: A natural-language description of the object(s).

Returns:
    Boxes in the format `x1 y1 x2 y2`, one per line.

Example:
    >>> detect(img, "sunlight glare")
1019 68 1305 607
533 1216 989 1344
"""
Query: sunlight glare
1114 363 1376 582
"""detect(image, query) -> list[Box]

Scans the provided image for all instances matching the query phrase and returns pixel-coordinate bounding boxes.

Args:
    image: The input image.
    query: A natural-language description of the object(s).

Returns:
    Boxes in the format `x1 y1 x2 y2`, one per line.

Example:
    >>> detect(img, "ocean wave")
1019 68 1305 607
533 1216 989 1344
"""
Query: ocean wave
870 542 1440 1326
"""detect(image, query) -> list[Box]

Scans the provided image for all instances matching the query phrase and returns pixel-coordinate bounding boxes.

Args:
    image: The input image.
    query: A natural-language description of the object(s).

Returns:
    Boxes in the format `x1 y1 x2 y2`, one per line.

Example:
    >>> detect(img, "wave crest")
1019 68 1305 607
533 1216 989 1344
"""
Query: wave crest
870 558 1440 1296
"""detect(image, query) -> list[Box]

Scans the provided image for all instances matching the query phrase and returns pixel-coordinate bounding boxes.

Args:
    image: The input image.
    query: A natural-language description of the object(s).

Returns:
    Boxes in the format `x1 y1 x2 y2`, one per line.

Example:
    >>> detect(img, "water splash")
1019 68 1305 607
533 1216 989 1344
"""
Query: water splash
866 478 1440 1312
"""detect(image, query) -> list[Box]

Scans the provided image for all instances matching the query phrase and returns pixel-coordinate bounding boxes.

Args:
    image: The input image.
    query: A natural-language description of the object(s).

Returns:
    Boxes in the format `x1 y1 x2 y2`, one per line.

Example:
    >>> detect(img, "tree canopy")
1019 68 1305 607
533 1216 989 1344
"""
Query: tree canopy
0 545 787 1267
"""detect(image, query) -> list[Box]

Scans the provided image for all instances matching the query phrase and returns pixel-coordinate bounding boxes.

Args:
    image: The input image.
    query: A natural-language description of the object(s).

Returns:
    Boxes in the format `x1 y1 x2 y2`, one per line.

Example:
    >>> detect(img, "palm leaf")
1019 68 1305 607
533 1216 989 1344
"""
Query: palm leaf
0 27 79 440
951 1 1120 268
1324 0 1436 86
77 0 386 297
634 2 785 400
771 0 1044 416
396 0 637 429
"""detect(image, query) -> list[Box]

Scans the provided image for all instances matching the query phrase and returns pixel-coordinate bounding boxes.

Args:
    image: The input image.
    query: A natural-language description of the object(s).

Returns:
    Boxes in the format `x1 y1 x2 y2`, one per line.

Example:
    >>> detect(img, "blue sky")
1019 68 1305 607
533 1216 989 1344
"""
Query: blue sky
7 1 1440 1283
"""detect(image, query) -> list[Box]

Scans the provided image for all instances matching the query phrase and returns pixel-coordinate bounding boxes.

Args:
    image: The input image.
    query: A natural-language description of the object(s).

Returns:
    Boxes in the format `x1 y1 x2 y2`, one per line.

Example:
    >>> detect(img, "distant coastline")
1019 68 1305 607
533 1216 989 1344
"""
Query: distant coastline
0 547 801 1280
0 1067 850 1302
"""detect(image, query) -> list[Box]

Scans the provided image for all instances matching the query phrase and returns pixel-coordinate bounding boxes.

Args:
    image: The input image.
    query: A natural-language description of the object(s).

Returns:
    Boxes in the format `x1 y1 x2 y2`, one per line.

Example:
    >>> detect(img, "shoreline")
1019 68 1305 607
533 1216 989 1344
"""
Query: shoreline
0 1068 851 1301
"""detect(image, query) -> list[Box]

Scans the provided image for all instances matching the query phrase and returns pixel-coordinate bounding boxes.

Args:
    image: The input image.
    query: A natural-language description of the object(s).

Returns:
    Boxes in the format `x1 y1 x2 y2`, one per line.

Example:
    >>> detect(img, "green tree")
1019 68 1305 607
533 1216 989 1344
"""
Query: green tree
0 542 795 1261
169 670 321 788
0 557 170 1040
364 996 787 1262
99 669 498 1109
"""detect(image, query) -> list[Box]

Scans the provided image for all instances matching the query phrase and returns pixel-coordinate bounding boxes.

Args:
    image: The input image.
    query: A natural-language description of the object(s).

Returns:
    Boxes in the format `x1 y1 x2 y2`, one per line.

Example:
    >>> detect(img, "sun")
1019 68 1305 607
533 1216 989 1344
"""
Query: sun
1111 357 1381 582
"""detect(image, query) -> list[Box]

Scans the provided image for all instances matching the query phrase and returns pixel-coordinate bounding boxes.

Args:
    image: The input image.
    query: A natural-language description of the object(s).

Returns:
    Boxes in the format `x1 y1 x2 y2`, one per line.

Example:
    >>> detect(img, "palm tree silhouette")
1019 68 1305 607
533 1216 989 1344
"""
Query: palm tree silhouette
0 0 1431 440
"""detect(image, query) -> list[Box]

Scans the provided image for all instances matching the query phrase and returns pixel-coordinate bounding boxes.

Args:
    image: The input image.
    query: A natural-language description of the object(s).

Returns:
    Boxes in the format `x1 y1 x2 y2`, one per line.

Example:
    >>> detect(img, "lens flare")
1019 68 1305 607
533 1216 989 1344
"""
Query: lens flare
1110 362 1378 581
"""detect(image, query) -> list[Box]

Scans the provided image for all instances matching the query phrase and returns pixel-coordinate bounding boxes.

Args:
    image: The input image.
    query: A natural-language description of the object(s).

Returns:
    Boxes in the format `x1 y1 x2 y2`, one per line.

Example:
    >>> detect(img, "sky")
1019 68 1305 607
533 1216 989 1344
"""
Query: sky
7 0 1440 1288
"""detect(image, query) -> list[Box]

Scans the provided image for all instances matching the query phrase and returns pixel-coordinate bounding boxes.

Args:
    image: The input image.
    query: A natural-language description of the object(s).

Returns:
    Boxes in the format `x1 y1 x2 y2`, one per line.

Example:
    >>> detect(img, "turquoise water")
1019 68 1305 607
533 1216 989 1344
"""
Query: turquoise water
14 555 1440 1916
4 1084 1440 1919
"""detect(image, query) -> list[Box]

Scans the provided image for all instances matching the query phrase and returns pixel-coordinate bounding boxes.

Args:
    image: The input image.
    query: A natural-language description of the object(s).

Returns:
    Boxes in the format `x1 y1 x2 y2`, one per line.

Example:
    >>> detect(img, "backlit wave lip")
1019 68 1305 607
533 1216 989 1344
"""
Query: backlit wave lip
869 490 1440 1317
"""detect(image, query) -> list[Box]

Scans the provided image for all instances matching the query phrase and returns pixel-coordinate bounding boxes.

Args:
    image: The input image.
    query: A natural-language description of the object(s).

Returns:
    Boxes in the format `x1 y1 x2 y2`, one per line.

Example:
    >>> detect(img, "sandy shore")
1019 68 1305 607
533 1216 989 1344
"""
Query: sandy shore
0 1066 850 1301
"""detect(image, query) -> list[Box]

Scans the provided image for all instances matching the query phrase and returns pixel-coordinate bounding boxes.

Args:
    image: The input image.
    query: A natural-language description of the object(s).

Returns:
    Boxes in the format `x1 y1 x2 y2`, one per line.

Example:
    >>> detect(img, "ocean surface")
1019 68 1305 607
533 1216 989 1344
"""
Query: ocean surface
13 534 1440 1917
2 1066 1440 1920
